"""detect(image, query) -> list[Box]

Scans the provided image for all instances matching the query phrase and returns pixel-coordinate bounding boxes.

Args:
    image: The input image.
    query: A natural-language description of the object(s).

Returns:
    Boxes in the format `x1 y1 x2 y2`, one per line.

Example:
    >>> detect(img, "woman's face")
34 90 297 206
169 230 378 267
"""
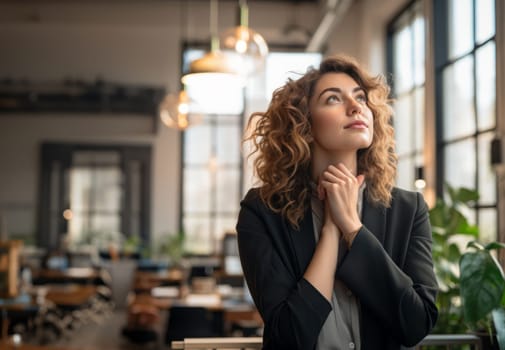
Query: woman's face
309 72 374 154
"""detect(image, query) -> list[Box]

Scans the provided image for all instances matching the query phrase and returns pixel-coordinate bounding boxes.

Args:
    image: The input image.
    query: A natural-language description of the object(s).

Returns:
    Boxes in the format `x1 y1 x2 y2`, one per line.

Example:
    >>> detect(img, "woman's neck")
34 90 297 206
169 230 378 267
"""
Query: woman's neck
311 150 358 183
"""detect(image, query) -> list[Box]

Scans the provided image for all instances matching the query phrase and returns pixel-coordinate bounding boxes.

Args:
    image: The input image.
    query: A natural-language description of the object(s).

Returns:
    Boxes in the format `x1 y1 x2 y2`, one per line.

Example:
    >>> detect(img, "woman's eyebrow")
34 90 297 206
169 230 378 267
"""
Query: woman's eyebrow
317 87 341 100
317 86 364 100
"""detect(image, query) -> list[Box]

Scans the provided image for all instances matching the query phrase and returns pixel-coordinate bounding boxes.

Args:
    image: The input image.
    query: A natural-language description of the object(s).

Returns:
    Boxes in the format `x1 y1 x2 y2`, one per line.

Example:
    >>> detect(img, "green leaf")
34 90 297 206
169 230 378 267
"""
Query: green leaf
492 308 505 350
485 242 505 251
459 250 505 327
429 201 449 228
446 183 457 204
454 187 480 204
446 208 478 236
447 243 462 262
467 241 485 251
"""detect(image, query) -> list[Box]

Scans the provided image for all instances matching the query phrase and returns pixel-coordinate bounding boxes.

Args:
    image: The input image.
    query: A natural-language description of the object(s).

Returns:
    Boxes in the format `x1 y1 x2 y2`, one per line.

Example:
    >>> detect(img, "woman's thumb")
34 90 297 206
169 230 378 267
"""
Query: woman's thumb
356 174 365 186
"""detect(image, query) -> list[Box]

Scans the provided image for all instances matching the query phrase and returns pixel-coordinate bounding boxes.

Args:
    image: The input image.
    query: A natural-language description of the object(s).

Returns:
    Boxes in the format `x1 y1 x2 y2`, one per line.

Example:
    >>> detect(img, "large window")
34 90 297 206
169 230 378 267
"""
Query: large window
388 0 498 242
180 48 321 254
434 0 497 242
388 0 425 191
38 144 151 249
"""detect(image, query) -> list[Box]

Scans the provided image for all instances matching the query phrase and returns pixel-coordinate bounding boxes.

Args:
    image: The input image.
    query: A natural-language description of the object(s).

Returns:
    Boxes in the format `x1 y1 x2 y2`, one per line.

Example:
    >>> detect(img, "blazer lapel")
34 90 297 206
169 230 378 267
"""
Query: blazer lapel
285 208 316 277
361 193 387 245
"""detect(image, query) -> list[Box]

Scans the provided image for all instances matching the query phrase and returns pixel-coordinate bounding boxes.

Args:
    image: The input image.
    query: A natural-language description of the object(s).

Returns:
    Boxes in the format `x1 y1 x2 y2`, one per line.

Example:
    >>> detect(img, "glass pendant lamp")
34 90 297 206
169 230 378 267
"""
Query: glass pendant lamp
219 0 269 76
181 0 244 88
159 90 201 130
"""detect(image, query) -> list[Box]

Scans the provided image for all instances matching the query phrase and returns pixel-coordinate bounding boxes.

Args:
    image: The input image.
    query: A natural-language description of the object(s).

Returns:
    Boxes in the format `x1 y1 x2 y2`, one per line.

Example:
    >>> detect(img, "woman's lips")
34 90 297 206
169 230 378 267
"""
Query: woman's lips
345 121 368 129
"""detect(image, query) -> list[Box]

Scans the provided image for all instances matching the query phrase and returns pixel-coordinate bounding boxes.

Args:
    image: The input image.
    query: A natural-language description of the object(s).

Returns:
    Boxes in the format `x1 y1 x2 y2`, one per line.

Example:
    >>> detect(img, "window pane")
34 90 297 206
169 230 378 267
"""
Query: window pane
479 209 497 244
183 216 212 254
445 139 476 190
217 124 240 165
413 15 425 86
476 42 496 131
478 132 496 204
394 94 413 155
215 216 238 250
393 25 413 93
216 169 239 212
183 168 211 212
69 167 122 242
442 56 475 140
476 0 495 44
184 123 212 164
90 168 122 211
90 214 121 234
448 0 474 59
397 157 414 191
414 87 425 152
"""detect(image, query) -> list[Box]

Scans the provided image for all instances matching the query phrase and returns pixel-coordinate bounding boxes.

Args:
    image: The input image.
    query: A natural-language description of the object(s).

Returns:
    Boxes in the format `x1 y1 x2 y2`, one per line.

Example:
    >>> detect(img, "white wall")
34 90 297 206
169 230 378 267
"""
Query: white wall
0 0 404 246
326 0 407 74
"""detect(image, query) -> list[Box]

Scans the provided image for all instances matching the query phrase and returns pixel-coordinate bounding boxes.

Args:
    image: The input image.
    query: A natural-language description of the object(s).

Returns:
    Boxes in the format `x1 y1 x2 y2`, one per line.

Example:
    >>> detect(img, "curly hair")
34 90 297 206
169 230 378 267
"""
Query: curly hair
244 54 397 228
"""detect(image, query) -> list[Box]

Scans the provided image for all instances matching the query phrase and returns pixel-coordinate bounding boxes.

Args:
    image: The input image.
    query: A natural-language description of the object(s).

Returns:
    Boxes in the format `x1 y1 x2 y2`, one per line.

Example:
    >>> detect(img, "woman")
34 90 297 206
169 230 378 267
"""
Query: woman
236 55 438 350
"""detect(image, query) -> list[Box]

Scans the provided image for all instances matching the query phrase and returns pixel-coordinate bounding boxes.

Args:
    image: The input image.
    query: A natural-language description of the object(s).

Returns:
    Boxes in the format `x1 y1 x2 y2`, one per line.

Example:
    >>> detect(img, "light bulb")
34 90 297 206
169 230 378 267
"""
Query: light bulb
159 91 201 130
219 25 268 76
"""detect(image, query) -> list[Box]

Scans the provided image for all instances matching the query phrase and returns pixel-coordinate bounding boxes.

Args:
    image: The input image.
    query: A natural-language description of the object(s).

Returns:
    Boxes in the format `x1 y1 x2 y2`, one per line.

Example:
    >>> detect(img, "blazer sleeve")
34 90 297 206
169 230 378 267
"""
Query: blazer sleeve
337 191 438 346
236 190 332 350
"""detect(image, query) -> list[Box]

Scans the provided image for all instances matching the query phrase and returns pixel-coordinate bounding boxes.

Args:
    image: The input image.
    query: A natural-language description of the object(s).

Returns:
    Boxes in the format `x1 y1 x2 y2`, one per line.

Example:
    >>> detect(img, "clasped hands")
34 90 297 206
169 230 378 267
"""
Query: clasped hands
317 163 364 247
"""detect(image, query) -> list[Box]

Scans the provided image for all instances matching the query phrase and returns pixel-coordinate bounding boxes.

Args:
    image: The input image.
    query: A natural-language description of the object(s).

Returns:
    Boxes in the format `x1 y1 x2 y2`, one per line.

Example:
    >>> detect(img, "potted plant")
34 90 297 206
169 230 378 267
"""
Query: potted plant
459 241 505 349
429 184 480 333
158 231 185 267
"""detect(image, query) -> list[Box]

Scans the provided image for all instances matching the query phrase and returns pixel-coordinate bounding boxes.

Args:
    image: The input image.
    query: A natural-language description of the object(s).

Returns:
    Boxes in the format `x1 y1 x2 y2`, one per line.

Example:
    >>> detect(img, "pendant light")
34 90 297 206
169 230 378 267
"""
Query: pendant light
159 90 201 130
181 0 244 88
160 1 201 131
219 0 269 76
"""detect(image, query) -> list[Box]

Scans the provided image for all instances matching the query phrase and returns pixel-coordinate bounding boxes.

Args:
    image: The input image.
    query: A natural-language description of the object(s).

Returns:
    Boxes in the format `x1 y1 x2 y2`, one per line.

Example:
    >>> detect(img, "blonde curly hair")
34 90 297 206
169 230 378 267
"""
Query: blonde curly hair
244 55 397 228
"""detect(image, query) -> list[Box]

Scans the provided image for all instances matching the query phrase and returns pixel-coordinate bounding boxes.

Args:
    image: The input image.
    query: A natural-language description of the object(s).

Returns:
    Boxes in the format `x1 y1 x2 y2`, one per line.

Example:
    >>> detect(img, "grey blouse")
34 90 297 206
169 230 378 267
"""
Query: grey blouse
311 183 365 350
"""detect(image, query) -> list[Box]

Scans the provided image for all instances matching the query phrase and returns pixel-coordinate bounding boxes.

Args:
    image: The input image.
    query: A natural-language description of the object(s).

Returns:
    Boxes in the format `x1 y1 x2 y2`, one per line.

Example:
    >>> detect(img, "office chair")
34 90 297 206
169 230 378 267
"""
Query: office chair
164 306 217 346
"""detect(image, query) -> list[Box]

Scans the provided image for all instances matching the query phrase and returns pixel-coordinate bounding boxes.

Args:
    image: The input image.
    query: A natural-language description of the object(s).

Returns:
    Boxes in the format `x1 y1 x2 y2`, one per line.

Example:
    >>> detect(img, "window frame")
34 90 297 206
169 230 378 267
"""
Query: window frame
433 0 497 236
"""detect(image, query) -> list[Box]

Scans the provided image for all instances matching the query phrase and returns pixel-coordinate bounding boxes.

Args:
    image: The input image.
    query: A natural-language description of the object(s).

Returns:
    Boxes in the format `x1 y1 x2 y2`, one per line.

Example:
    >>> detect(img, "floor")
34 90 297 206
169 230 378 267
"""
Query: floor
17 308 169 350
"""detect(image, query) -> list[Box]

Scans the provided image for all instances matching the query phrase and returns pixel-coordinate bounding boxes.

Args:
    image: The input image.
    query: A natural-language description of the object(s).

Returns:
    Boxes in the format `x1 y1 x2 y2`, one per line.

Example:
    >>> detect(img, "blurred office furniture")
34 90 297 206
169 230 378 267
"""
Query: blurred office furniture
171 334 483 350
121 294 159 346
171 336 262 349
164 306 217 346
0 240 22 298
217 233 243 288
102 259 137 309
0 294 39 341
415 334 482 349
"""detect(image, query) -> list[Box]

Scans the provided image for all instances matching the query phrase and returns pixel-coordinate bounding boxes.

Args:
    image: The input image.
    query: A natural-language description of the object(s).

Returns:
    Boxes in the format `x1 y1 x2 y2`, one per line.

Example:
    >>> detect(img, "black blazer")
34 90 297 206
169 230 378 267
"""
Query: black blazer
236 187 438 350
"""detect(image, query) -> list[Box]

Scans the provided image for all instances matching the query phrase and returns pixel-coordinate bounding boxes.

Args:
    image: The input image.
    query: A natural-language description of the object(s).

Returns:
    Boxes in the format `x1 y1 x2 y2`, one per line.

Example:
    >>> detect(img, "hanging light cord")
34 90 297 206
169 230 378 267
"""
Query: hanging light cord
210 0 219 52
239 0 249 28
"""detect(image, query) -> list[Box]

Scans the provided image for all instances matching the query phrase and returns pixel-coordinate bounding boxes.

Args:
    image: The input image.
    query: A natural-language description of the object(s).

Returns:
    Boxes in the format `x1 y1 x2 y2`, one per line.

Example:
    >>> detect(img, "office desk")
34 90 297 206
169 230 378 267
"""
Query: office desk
43 285 97 307
0 340 96 350
133 269 184 292
144 290 262 337
32 268 100 285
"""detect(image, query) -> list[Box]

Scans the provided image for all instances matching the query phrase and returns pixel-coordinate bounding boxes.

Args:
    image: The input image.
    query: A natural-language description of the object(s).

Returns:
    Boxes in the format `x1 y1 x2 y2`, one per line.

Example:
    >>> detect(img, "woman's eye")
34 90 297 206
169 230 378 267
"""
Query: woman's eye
356 94 367 103
326 95 340 104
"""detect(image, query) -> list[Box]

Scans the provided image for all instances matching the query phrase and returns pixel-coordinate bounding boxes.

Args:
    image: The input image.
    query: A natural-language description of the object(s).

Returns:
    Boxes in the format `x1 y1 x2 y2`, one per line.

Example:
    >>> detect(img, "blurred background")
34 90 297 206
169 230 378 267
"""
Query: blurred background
0 0 504 348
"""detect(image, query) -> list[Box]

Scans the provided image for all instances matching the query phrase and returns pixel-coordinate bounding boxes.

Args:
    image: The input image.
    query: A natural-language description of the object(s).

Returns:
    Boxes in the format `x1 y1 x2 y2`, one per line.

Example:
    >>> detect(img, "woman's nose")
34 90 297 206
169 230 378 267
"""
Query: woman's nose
347 98 362 116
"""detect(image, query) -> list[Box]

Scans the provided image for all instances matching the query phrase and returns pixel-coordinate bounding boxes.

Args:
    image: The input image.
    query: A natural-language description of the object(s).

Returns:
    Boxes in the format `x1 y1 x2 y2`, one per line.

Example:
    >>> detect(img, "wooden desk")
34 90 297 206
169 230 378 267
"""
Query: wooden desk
0 340 96 349
147 291 262 336
133 269 184 292
149 291 256 311
45 285 97 307
29 285 97 307
32 268 100 285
